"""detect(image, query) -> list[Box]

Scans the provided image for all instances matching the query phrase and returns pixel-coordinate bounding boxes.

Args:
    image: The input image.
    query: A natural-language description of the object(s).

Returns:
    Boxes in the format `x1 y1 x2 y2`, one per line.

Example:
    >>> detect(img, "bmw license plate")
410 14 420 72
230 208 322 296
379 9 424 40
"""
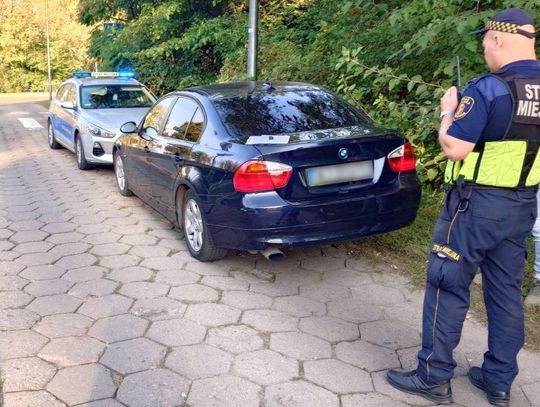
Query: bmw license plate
305 161 373 187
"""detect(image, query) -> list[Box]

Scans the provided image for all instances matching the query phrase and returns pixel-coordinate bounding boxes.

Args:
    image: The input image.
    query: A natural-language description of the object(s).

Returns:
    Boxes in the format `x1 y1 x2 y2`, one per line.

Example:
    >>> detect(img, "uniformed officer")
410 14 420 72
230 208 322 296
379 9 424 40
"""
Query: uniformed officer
386 8 540 407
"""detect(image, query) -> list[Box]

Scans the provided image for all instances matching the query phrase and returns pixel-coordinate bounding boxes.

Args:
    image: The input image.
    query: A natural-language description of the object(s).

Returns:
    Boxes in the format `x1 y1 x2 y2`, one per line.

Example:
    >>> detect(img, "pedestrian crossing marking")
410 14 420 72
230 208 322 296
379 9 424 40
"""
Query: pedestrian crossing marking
17 117 43 129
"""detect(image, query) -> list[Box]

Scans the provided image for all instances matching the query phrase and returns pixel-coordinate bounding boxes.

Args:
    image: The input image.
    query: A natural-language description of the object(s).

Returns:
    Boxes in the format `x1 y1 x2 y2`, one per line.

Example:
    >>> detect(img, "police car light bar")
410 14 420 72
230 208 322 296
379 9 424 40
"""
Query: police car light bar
118 70 136 79
72 71 136 79
91 72 119 78
93 71 136 79
72 71 92 78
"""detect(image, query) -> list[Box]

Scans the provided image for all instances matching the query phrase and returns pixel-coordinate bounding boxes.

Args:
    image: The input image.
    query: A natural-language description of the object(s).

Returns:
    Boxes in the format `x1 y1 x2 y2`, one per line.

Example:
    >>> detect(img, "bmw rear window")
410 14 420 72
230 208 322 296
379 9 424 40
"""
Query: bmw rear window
80 85 155 109
212 89 369 140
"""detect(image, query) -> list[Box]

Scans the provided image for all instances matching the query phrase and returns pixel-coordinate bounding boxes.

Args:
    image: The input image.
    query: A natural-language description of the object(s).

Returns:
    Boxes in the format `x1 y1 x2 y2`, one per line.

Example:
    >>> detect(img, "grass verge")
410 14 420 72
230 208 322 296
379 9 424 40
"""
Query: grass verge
0 92 49 109
0 92 48 100
36 100 51 109
345 191 540 351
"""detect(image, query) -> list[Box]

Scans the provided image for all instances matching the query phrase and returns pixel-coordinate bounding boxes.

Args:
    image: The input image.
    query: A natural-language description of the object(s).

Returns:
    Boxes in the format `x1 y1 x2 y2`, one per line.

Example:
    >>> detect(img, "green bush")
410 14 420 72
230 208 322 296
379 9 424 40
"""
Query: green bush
79 0 539 189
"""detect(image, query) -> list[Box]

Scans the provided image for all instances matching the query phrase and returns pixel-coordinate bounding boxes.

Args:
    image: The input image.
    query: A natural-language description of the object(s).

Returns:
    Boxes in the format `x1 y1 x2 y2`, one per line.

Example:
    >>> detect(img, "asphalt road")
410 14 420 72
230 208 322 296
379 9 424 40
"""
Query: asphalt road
0 100 539 407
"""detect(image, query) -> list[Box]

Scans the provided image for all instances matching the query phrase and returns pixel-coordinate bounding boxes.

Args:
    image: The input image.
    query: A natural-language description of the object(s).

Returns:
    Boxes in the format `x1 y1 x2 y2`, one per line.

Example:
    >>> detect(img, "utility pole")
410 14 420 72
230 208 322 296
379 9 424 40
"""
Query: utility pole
45 0 52 100
247 0 258 81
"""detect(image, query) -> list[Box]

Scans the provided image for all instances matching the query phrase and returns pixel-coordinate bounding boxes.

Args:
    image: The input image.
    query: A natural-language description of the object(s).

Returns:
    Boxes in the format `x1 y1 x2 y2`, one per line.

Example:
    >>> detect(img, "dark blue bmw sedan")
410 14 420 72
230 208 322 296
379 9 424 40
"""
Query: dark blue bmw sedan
113 81 421 261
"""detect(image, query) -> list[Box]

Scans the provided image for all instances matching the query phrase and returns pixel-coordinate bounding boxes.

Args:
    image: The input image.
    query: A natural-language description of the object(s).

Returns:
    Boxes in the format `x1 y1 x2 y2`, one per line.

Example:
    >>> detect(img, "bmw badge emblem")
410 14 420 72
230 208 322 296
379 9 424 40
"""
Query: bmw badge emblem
338 147 349 160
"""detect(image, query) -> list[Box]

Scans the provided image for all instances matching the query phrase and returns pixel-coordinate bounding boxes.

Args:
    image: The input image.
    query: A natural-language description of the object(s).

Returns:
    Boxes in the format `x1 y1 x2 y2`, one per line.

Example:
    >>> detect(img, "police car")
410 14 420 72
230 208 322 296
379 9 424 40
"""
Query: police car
48 71 156 169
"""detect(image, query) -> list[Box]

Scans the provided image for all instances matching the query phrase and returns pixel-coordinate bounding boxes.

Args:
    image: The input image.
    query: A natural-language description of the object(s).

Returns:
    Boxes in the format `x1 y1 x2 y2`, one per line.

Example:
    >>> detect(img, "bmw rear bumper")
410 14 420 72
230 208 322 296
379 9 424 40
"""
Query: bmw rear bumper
206 179 421 251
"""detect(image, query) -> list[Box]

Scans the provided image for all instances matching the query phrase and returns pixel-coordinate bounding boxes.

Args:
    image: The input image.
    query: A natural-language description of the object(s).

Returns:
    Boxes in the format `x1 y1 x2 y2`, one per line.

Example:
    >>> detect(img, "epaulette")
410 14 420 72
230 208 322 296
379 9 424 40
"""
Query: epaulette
468 73 494 85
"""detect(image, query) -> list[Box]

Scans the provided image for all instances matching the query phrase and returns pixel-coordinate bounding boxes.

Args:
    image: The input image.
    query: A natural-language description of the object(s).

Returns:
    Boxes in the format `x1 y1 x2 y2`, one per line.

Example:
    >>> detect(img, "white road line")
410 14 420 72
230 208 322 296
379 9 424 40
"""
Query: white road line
17 117 43 129
10 111 30 115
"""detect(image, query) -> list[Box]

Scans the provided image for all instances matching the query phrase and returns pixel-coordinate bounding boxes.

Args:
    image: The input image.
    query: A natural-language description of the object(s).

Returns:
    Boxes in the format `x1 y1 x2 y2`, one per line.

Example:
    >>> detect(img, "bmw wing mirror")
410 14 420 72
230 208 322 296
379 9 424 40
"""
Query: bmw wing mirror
140 127 157 141
120 121 138 134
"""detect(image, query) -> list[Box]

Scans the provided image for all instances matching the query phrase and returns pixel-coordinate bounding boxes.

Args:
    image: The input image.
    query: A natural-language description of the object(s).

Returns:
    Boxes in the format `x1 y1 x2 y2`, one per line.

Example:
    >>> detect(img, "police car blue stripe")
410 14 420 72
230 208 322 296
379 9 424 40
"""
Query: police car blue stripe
52 114 75 141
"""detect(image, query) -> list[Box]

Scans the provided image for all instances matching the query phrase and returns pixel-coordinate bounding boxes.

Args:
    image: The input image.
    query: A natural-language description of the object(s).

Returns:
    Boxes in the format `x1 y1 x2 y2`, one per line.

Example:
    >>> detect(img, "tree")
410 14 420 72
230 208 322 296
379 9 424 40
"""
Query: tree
79 0 540 189
0 0 93 92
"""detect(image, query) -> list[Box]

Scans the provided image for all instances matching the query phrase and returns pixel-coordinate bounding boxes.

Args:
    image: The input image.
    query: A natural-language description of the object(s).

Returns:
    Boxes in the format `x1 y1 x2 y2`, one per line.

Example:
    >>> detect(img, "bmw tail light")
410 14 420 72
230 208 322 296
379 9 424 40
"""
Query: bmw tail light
233 160 292 192
387 143 416 172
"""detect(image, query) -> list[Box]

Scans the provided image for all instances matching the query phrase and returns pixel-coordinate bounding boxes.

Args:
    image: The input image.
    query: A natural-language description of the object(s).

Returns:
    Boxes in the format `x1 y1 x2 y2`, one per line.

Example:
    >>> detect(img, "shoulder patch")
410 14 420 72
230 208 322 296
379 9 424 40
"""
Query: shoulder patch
454 96 475 120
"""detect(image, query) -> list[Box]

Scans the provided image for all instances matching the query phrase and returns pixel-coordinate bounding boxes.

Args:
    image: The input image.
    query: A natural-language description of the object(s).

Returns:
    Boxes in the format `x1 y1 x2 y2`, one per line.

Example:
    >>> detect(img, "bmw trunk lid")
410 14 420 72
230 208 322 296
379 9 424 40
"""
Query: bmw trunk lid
249 125 409 202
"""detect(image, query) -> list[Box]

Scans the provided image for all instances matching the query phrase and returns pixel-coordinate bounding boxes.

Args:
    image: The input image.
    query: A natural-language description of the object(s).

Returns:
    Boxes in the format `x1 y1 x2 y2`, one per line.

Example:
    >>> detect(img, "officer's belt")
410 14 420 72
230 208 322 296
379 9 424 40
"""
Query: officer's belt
458 181 538 192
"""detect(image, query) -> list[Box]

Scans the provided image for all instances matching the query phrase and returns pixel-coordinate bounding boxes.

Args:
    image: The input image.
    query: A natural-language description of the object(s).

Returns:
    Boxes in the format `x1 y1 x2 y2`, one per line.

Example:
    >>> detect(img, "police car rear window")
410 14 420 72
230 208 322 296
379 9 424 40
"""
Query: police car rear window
80 85 154 109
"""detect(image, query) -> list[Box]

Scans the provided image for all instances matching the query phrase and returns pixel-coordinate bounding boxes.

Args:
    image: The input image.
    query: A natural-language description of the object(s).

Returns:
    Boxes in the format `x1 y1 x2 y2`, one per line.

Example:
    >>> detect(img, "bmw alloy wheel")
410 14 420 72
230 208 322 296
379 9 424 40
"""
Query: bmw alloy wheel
184 199 204 252
115 154 125 191
114 152 132 196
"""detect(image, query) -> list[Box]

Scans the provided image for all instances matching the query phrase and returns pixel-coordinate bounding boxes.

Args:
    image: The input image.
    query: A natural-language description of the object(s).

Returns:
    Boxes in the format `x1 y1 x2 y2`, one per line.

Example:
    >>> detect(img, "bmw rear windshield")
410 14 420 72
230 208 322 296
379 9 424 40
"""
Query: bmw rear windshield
211 88 370 140
80 85 155 109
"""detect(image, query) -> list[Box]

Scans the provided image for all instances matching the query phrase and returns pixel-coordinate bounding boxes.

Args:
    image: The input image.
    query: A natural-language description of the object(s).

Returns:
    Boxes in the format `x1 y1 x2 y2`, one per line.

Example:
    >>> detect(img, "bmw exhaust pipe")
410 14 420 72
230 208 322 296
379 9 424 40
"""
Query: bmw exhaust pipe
260 246 285 261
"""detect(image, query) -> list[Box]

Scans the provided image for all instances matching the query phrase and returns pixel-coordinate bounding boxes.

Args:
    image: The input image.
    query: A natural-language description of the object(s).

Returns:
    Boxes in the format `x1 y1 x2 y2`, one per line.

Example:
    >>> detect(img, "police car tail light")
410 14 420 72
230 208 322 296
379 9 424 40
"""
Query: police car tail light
234 160 292 192
387 143 416 172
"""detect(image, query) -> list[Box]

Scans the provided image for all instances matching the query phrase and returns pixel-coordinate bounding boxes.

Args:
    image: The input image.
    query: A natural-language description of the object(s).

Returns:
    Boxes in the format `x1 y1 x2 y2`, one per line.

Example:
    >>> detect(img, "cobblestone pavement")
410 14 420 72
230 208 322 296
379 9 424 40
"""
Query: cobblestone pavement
1 101 539 407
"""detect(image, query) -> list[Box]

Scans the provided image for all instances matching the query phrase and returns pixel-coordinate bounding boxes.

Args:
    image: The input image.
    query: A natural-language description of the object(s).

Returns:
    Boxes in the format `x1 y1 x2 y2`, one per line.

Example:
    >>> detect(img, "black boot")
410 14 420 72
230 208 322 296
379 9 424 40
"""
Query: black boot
468 367 510 407
386 369 453 405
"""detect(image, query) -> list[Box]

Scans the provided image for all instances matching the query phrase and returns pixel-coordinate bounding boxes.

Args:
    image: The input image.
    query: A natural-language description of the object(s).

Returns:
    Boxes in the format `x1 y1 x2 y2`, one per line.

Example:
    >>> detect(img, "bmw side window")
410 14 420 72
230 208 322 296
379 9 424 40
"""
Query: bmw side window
162 97 204 142
142 97 174 138
185 108 204 142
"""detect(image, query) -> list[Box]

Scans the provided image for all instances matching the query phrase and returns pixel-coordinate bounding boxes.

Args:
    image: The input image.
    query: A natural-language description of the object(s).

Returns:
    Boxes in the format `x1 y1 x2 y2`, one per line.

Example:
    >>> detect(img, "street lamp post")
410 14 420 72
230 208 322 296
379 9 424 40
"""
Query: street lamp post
45 0 52 100
247 0 258 81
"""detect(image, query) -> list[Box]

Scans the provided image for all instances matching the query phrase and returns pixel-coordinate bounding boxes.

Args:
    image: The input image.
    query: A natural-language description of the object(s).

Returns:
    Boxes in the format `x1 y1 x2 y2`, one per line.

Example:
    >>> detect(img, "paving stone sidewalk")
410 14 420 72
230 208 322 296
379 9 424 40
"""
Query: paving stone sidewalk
1 102 539 407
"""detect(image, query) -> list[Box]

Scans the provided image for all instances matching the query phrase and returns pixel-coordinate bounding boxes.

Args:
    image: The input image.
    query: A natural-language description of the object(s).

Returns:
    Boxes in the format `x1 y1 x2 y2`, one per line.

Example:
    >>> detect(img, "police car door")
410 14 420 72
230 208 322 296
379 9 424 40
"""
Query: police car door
55 84 78 149
50 85 68 147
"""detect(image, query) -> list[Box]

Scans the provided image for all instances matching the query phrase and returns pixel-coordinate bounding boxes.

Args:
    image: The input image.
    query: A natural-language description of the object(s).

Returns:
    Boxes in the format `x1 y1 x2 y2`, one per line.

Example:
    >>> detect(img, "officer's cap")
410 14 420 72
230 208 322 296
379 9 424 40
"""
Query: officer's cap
471 8 536 38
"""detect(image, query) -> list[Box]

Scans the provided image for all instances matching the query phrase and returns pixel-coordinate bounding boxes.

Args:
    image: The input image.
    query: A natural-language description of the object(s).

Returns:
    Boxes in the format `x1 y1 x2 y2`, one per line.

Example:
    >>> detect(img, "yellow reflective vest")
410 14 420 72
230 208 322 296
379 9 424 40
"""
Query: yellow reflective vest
445 71 540 188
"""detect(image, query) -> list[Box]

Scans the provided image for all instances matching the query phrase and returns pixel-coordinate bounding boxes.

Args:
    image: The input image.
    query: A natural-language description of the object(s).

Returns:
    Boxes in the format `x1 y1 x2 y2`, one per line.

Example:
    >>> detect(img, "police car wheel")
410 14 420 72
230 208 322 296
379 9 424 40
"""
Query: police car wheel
114 152 133 196
75 136 92 170
181 189 227 262
48 121 61 150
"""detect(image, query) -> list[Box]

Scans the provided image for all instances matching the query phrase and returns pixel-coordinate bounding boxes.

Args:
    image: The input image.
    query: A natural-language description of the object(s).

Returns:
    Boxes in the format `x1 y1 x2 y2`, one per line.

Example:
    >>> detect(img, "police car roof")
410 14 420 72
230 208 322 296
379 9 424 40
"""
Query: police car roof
71 77 142 87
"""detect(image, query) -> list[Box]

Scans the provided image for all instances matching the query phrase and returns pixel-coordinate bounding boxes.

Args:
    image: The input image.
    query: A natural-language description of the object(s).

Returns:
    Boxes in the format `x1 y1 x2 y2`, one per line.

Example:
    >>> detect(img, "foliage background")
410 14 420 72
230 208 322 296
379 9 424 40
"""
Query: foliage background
0 0 93 93
1 0 539 182
77 0 539 187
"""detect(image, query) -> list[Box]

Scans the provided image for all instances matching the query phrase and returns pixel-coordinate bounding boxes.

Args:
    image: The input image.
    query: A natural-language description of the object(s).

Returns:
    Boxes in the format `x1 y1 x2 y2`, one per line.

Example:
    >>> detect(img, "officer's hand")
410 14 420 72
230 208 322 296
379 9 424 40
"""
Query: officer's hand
440 86 459 113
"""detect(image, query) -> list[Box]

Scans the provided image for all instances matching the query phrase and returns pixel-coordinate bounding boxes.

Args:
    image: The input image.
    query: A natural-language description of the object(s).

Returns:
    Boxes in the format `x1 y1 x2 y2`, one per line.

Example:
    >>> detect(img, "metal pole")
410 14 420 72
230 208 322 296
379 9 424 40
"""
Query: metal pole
45 0 52 100
247 0 258 81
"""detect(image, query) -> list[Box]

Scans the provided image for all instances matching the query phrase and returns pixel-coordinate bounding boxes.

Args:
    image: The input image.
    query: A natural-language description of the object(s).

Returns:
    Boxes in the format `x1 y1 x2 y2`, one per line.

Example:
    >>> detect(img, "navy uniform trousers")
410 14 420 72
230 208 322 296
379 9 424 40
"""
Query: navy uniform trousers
416 185 537 392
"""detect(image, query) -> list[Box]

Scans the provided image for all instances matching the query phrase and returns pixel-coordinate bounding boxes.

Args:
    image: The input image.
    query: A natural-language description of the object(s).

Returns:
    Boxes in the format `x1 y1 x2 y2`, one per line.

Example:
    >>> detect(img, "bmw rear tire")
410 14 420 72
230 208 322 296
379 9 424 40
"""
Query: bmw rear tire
182 189 227 262
48 121 61 149
114 152 133 196
75 136 92 170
